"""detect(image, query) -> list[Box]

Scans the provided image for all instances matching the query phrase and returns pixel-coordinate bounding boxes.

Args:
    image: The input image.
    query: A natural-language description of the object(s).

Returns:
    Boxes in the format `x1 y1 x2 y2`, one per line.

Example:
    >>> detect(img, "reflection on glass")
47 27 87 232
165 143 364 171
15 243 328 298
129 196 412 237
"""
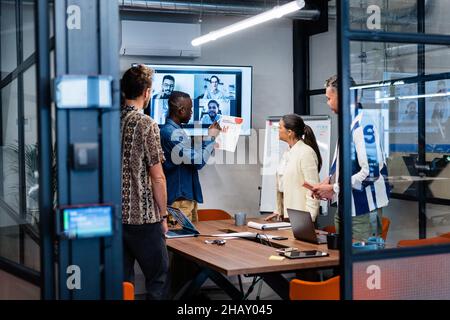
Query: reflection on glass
347 0 450 36
0 80 20 263
1 80 20 212
348 0 417 33
349 40 450 250
22 0 36 61
24 66 39 228
1 0 18 79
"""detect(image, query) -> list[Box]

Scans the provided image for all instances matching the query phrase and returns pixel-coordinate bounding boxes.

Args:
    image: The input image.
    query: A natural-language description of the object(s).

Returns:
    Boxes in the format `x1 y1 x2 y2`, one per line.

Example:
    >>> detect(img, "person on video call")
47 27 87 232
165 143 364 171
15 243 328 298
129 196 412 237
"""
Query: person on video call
201 100 222 125
203 75 225 100
401 101 418 122
151 75 175 124
311 75 391 241
265 114 321 223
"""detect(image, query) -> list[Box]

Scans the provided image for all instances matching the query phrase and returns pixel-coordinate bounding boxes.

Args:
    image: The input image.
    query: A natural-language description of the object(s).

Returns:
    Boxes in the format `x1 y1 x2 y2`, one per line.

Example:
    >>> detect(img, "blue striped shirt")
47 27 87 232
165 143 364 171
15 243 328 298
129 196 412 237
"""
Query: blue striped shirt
330 112 391 216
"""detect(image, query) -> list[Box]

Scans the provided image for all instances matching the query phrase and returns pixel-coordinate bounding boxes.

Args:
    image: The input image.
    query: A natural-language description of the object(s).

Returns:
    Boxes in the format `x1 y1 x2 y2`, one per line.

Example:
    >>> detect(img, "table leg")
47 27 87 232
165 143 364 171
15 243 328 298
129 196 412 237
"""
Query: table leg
205 268 244 301
259 273 290 300
173 267 244 300
173 267 209 300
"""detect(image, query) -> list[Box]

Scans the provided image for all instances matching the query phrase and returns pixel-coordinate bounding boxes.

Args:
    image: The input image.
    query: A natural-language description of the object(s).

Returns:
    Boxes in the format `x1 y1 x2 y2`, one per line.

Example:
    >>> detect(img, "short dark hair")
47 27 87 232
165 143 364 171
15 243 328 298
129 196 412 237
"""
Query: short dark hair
162 75 175 83
325 75 357 91
208 100 220 109
168 91 191 116
121 65 153 100
210 75 220 83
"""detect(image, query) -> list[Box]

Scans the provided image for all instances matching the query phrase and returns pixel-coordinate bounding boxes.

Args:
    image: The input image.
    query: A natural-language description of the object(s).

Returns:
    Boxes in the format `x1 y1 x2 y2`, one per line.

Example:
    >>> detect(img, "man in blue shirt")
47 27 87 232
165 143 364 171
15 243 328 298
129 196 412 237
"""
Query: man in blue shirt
160 91 221 222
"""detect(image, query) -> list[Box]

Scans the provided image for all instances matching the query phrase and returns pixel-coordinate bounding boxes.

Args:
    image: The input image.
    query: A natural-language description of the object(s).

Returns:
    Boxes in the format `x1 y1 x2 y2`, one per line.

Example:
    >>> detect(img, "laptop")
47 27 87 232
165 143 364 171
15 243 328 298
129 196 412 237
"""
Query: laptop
165 206 200 239
287 209 327 244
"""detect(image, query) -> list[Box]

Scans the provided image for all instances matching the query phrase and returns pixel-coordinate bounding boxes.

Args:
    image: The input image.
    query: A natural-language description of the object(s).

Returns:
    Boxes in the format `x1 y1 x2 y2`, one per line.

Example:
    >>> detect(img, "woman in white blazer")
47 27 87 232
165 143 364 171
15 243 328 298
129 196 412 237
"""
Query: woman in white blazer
265 114 322 222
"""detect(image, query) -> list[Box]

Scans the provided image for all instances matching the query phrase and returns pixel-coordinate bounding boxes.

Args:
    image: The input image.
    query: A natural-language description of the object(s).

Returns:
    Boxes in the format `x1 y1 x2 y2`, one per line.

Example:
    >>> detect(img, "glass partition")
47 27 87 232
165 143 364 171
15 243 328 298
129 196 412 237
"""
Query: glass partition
338 0 450 299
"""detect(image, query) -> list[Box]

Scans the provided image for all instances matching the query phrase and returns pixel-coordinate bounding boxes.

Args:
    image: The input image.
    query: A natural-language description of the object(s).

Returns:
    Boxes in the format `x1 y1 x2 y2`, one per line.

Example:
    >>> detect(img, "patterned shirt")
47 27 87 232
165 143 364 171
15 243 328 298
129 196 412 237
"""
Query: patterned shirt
121 105 165 225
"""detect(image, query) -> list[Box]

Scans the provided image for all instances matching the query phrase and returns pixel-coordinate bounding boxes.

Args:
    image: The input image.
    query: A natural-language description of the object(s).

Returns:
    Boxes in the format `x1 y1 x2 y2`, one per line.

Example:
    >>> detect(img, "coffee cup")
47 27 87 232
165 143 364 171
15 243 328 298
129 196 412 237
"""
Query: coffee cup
327 233 340 250
235 212 247 226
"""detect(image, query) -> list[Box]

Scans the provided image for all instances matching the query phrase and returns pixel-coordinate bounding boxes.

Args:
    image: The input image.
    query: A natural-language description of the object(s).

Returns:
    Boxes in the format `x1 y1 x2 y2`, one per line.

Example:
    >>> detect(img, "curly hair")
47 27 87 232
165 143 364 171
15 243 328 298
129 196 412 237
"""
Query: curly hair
121 64 153 100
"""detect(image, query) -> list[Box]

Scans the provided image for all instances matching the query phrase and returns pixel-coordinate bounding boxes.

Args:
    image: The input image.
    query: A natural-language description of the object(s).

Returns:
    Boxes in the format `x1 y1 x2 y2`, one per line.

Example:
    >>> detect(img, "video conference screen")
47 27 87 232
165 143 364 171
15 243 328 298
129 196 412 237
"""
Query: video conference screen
134 64 252 135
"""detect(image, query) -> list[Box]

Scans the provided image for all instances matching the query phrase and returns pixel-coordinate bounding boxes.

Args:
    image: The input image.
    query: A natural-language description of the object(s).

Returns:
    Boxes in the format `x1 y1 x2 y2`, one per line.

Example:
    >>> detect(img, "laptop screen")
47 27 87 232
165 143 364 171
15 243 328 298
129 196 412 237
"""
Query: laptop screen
167 207 198 232
287 209 319 243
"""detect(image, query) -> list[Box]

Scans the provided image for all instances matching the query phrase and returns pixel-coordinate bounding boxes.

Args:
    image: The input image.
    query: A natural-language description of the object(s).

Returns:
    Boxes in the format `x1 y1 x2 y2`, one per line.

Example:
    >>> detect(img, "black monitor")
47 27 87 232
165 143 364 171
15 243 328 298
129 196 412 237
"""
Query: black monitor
133 63 252 135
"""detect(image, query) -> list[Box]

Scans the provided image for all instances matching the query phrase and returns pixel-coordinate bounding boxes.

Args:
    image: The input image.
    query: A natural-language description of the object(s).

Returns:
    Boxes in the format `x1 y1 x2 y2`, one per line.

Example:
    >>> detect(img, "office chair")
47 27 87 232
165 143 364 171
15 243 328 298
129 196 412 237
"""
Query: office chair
438 232 450 239
197 209 232 221
380 217 391 241
322 225 336 234
290 276 340 300
123 282 135 300
397 236 450 247
322 217 391 241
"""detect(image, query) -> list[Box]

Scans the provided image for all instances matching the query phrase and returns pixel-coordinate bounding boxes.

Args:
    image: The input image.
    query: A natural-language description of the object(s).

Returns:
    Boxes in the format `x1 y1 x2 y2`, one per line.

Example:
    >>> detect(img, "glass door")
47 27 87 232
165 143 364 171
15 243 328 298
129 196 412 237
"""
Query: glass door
337 0 450 299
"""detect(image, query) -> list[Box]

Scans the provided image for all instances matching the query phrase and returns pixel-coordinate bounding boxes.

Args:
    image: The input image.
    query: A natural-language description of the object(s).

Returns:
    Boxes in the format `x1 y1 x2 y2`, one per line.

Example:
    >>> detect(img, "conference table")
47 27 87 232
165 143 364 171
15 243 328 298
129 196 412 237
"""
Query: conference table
166 218 340 300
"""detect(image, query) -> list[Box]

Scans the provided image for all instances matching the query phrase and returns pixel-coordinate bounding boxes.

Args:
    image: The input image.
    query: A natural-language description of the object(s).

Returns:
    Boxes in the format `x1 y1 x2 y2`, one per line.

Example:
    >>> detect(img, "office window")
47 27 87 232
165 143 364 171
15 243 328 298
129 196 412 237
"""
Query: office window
22 1 36 61
0 0 40 272
0 0 17 79
0 79 20 262
348 40 450 248
348 0 418 33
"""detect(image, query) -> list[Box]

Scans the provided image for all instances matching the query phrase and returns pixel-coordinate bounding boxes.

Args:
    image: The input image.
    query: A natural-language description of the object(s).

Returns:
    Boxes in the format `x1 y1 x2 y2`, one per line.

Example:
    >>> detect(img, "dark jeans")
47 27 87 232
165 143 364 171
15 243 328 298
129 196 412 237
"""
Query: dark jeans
123 222 170 300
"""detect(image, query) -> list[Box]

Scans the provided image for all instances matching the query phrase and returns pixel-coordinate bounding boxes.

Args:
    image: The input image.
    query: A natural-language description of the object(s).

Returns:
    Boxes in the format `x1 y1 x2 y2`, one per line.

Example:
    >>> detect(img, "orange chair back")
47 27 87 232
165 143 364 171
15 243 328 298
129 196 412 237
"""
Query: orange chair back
290 276 340 300
197 209 232 222
323 225 336 234
381 217 390 241
397 236 450 247
123 282 135 300
439 232 450 239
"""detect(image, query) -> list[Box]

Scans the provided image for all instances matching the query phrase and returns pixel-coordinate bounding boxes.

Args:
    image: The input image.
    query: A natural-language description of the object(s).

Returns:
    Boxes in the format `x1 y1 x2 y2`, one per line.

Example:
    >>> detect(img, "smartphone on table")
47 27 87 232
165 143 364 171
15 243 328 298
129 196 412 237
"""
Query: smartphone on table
281 250 328 259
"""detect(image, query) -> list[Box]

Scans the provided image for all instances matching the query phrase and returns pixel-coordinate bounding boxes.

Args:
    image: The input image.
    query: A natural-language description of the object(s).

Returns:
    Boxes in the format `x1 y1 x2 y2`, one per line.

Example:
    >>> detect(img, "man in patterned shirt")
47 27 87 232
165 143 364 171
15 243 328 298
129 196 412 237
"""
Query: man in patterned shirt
121 64 169 300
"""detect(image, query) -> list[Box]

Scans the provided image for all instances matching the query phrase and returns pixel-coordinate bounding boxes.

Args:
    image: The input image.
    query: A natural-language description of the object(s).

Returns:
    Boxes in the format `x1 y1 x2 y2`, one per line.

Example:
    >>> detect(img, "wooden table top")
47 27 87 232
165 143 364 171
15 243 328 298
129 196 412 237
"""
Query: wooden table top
166 219 340 276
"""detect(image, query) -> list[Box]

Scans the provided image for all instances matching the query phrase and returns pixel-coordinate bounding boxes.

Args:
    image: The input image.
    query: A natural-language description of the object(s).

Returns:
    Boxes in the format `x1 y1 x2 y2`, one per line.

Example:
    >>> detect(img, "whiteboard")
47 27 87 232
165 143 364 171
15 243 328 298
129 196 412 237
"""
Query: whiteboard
259 115 332 214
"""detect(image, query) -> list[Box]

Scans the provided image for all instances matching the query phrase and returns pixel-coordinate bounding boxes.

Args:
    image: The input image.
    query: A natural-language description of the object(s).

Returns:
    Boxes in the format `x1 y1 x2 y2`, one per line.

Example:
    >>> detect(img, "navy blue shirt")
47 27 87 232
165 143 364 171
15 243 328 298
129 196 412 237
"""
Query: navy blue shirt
160 118 215 204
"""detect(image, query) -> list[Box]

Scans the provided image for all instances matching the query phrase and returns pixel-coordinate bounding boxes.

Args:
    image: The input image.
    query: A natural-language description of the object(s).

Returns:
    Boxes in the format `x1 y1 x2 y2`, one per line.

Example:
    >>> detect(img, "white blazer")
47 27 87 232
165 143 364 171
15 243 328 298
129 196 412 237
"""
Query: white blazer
276 140 320 221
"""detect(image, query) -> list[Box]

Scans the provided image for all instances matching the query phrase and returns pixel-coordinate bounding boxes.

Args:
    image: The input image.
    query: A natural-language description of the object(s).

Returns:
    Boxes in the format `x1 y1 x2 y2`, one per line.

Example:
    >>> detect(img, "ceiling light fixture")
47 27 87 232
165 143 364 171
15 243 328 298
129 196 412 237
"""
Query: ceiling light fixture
375 91 450 103
191 0 305 47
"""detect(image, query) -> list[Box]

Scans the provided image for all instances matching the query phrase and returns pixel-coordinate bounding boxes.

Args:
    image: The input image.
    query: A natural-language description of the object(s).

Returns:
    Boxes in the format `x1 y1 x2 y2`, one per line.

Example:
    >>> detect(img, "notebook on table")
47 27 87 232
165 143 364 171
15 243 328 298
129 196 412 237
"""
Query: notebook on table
247 221 291 230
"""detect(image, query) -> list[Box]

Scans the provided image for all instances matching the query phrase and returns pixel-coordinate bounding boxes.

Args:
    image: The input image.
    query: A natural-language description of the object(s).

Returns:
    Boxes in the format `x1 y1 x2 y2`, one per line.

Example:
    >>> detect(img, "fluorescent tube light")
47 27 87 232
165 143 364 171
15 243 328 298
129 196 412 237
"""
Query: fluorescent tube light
375 91 450 103
191 0 305 47
350 80 405 91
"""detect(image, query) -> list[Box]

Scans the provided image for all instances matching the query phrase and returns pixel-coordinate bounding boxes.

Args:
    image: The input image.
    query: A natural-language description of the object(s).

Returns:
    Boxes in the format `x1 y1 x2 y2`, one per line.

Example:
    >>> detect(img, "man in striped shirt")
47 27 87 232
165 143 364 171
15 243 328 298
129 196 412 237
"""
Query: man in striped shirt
312 75 391 241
